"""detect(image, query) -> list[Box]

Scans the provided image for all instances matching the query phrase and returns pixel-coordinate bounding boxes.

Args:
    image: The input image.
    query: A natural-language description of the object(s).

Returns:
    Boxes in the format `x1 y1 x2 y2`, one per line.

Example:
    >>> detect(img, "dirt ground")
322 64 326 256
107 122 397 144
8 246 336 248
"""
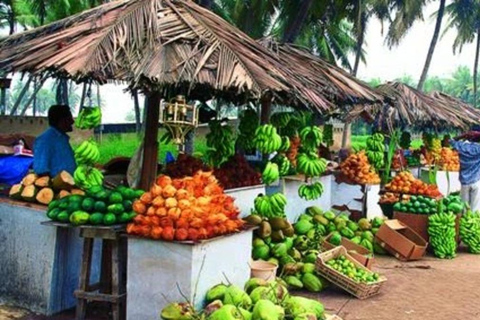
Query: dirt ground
1 249 480 320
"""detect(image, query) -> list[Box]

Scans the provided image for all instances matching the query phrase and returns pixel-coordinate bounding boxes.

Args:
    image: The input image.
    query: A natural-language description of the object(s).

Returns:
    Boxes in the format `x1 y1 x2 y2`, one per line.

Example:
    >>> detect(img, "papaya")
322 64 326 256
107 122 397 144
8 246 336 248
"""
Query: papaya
329 232 342 246
360 239 373 252
340 227 355 239
301 273 323 292
302 263 315 274
347 221 359 232
294 220 313 235
69 211 90 226
284 276 303 290
324 211 336 221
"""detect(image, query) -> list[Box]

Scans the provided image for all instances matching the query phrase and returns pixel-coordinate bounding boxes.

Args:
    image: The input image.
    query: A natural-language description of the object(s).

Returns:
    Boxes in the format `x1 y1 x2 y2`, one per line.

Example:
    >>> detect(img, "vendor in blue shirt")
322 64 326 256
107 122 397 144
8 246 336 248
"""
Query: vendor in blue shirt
33 105 76 177
450 131 480 212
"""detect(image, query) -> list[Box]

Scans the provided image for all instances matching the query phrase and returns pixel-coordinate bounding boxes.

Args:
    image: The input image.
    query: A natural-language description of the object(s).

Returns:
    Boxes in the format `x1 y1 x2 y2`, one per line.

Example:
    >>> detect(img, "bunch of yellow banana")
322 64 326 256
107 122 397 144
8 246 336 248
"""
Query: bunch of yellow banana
298 182 324 200
253 192 287 217
253 124 282 154
299 126 323 151
262 161 279 185
74 164 104 189
75 140 100 165
296 152 327 177
75 106 102 129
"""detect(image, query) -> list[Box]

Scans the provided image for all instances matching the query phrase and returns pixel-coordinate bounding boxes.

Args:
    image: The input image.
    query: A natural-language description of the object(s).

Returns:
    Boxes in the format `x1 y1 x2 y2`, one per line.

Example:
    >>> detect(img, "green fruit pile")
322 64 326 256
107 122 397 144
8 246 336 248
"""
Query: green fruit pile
393 195 437 214
161 279 326 320
253 124 283 155
262 162 280 185
253 193 287 218
271 154 291 177
206 120 236 168
405 156 421 167
74 164 104 190
237 108 259 153
460 210 480 254
428 212 457 259
366 133 385 171
442 195 465 214
46 185 144 226
74 140 100 165
326 256 380 283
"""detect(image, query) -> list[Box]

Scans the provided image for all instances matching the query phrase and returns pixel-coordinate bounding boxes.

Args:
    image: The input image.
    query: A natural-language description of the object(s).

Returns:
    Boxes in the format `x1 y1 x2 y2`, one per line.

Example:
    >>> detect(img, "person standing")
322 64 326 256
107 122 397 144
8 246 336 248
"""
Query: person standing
450 131 480 212
33 105 76 177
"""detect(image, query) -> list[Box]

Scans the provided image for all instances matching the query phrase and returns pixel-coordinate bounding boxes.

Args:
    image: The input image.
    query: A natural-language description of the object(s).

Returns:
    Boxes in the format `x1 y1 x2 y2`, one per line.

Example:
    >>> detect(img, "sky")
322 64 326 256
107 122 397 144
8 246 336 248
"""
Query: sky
2 1 478 123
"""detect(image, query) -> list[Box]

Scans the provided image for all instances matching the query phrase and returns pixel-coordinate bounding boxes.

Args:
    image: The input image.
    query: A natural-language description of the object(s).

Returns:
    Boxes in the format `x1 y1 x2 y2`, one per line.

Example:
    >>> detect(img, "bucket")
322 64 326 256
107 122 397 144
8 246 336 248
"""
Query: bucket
250 260 278 282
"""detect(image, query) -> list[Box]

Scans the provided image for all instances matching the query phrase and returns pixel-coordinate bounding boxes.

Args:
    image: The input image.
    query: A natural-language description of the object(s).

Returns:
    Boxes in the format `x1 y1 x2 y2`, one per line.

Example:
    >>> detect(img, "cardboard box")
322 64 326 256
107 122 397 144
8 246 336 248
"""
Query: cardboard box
323 234 375 269
393 211 461 244
375 219 428 261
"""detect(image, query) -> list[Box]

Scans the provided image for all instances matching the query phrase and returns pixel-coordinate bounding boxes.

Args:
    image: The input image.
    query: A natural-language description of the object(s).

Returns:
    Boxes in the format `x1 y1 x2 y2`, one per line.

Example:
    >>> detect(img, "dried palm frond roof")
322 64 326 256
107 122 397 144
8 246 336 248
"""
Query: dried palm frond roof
347 82 480 130
430 91 480 122
259 39 384 106
0 0 377 113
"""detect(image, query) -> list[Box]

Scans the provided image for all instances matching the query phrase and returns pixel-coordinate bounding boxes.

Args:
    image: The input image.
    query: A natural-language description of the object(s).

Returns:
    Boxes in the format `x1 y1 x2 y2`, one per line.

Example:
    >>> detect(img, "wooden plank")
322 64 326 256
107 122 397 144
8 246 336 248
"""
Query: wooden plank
80 227 119 240
100 240 113 294
74 291 125 303
111 239 124 320
75 238 94 320
140 92 161 190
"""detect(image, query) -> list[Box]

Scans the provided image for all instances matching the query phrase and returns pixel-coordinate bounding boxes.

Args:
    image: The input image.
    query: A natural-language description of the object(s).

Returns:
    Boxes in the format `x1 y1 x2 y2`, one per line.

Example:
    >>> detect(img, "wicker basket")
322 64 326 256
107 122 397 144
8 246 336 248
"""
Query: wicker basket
315 246 387 299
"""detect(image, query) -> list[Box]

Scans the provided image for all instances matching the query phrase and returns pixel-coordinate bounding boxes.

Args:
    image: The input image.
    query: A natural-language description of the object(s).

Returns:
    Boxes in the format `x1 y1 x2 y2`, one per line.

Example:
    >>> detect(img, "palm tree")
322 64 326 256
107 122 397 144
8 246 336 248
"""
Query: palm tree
444 0 480 106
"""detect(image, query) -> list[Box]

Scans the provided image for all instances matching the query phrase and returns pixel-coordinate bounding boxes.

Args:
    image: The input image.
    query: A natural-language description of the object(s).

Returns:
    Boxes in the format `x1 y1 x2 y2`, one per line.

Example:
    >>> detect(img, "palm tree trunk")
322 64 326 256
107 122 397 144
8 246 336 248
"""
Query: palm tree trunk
417 0 446 91
474 27 480 107
32 77 37 116
282 0 314 43
353 3 366 77
10 75 33 115
79 82 88 112
20 75 48 116
132 89 142 133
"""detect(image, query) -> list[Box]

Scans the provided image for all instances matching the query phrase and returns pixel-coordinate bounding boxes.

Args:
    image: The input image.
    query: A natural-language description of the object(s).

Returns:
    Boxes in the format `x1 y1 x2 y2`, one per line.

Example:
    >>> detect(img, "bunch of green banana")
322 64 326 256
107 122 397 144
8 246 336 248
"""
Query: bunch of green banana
460 210 480 254
75 140 100 165
299 126 323 151
366 133 385 171
237 108 259 152
298 182 324 200
278 136 291 153
323 124 333 147
270 112 293 129
74 165 104 189
75 106 102 129
400 132 411 150
428 212 457 259
206 120 236 167
297 152 327 177
262 161 280 185
253 124 282 154
254 193 287 217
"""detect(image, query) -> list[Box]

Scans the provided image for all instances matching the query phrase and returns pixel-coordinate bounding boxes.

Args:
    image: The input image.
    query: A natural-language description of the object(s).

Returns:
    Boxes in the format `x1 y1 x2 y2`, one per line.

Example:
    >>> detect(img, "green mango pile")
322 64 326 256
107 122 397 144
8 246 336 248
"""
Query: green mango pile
393 195 437 214
326 256 380 283
161 279 326 320
460 210 480 254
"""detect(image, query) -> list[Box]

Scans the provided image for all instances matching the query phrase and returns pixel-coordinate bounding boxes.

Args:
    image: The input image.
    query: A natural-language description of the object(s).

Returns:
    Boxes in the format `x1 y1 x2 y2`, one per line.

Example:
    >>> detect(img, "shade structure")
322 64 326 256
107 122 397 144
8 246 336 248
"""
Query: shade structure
347 82 480 131
0 0 363 114
259 39 384 107
430 91 480 124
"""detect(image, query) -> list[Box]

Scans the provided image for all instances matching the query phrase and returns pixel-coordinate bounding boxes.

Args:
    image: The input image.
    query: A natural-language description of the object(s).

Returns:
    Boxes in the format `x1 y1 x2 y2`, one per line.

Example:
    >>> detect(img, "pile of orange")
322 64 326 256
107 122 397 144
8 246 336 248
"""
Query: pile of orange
379 192 401 204
438 148 460 172
385 171 442 198
127 171 245 241
339 151 381 185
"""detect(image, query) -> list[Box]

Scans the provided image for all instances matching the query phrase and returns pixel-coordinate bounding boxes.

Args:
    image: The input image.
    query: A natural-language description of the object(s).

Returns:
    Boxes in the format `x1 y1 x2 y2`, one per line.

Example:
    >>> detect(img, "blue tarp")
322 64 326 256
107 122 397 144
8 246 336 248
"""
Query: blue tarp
0 155 33 186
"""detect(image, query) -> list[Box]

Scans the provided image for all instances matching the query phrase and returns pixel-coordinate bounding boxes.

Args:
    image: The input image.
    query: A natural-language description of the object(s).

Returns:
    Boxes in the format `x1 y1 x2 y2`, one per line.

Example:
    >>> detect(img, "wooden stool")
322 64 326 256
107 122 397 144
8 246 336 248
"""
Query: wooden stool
75 225 127 320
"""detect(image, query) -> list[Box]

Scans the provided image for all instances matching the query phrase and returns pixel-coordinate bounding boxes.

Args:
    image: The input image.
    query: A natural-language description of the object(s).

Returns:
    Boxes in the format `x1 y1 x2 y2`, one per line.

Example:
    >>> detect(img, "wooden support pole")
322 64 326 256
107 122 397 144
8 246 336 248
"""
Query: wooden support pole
260 91 273 124
139 92 161 190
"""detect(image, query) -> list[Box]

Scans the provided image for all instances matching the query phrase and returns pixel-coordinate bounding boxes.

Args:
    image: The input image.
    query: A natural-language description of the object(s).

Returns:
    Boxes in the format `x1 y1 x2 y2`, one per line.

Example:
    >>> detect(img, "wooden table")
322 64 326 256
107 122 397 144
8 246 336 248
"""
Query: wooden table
42 222 127 320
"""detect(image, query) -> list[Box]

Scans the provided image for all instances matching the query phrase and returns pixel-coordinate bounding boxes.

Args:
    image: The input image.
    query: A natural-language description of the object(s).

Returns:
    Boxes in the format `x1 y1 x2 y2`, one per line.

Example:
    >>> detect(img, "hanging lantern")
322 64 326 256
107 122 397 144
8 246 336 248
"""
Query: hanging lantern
160 95 199 146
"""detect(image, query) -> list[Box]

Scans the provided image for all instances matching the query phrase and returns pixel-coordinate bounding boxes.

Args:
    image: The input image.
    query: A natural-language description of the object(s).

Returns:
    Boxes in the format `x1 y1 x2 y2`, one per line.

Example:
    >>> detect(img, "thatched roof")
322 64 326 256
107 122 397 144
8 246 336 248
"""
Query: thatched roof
430 91 480 123
0 0 378 113
347 82 480 130
259 39 384 106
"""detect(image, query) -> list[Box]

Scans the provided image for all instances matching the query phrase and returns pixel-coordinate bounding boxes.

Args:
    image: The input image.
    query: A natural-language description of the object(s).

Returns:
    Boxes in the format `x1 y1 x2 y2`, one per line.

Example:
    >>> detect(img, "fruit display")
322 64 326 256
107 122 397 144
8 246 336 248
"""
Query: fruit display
270 111 294 130
438 147 460 171
214 154 261 189
459 210 480 254
428 211 457 259
399 132 411 150
393 195 437 215
271 154 291 177
379 192 401 205
160 279 326 320
73 164 104 190
127 171 245 241
206 120 236 167
9 171 82 205
296 152 327 178
253 193 287 218
431 137 442 162
74 140 100 165
405 155 421 167
299 126 323 151
366 133 385 171
325 256 380 283
385 171 442 197
323 124 333 147
45 185 143 226
75 106 102 129
165 153 211 179
262 161 280 185
253 124 282 155
391 150 407 170
339 151 381 185
441 195 465 214
298 182 324 201
236 107 259 153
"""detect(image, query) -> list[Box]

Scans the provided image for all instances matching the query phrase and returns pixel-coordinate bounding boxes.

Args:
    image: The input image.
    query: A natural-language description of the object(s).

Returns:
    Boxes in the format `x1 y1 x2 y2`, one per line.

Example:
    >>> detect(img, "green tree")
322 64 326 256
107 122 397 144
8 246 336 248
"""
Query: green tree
444 0 480 106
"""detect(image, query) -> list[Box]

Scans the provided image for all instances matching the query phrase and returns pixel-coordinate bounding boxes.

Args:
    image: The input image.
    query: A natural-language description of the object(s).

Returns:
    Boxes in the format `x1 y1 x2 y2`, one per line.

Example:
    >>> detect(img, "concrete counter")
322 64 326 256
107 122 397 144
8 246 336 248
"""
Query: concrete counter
0 198 101 315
